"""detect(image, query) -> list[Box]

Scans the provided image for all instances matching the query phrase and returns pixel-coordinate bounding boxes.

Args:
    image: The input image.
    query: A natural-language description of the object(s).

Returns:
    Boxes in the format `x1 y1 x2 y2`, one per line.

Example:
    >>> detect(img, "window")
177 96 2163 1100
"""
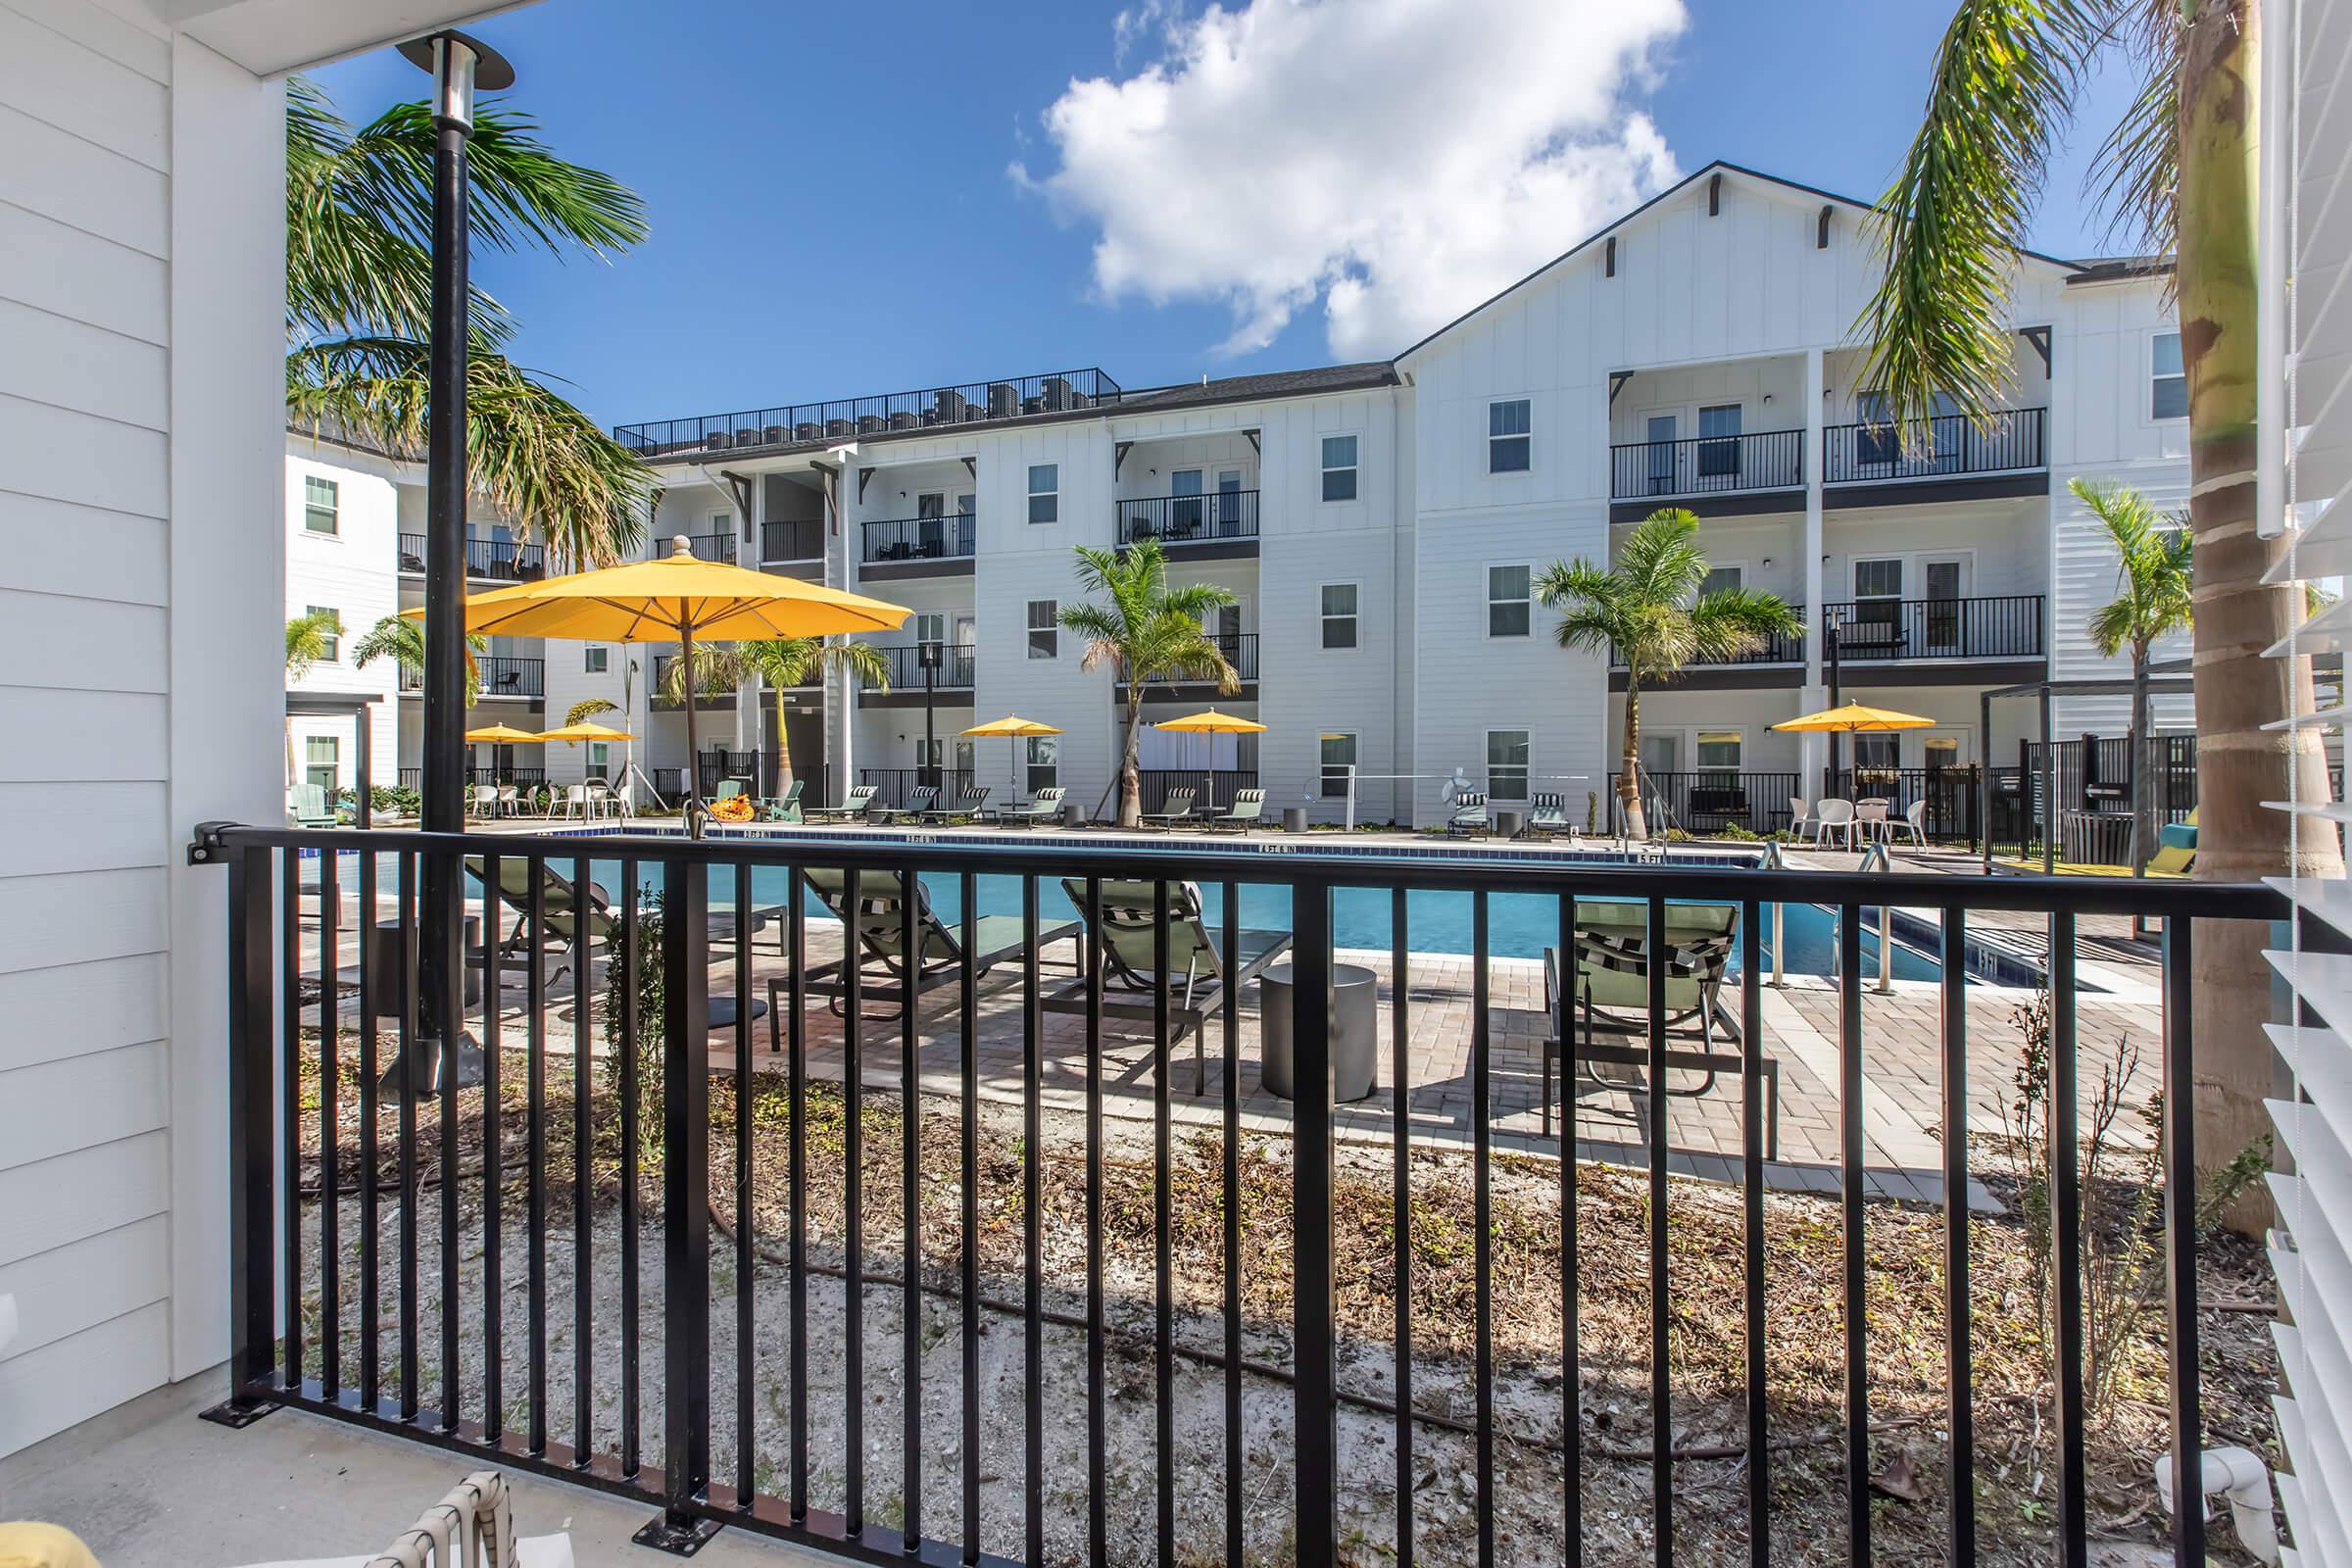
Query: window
1853 732 1900 776
1320 732 1357 798
305 735 338 794
1027 464 1059 524
303 475 339 535
1695 730 1742 781
1696 404 1742 478
587 742 610 782
1487 730 1530 802
1026 735 1059 793
1489 399 1532 472
1320 583 1358 649
914 612 946 647
1487 564 1532 638
584 646 609 674
1698 564 1742 598
1320 435 1358 502
1852 559 1903 599
306 606 341 662
1027 600 1058 659
2151 330 2186 419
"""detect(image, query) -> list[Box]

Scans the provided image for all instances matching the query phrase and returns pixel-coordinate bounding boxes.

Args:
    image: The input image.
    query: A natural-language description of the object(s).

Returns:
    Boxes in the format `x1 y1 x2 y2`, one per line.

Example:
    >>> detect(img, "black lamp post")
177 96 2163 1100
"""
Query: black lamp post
391 29 513 1100
1825 611 1844 800
918 639 943 788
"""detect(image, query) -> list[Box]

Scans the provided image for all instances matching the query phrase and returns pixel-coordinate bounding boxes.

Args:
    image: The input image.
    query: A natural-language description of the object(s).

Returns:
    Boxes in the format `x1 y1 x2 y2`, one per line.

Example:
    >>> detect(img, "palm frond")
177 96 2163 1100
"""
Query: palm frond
2086 25 2181 264
565 697 619 726
349 612 484 701
285 609 340 676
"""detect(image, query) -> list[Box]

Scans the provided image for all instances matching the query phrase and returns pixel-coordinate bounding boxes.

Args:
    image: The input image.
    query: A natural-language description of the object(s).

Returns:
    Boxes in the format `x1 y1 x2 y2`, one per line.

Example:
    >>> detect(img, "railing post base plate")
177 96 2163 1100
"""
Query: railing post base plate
631 1512 722 1556
198 1397 279 1429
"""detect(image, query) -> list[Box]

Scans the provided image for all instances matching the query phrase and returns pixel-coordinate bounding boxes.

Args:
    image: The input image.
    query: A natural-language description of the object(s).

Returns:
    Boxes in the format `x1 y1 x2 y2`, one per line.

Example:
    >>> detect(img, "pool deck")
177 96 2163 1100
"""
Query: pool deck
301 823 2168 1208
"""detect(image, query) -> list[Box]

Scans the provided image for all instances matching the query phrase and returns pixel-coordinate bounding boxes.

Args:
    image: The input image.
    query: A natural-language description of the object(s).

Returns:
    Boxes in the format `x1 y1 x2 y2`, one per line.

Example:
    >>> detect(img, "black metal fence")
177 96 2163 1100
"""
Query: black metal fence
198 819 2270 1567
1824 595 2044 662
398 532 547 582
1609 428 1804 500
399 657 543 699
861 514 975 565
1606 772 1800 835
1136 768 1258 814
858 767 981 811
761 518 822 563
686 532 737 564
1822 407 2047 484
1116 490 1260 547
613 368 1124 456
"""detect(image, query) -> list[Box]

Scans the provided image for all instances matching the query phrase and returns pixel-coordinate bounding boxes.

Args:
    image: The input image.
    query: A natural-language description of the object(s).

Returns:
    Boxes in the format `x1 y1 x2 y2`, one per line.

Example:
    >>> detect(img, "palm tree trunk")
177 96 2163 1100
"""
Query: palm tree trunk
1621 677 1649 841
1118 682 1146 828
2179 0 2339 1231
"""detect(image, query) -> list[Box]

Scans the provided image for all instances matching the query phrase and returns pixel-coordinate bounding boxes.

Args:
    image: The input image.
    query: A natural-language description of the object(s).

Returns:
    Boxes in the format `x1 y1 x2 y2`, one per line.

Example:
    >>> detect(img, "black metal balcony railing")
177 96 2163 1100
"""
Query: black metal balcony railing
1136 768 1259 814
201 815 2276 1568
686 532 737 564
861 514 975 565
1116 489 1259 546
1609 428 1804 500
613 368 1124 456
398 532 547 582
1823 407 2047 484
859 767 982 810
1147 632 1257 686
1612 613 1806 669
864 643 976 691
399 656 543 699
1824 595 2044 661
761 518 823 563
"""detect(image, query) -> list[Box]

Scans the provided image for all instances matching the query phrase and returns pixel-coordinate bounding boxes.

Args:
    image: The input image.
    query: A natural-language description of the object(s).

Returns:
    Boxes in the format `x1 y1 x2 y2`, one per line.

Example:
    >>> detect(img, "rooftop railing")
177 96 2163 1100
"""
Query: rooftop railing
613 369 1124 457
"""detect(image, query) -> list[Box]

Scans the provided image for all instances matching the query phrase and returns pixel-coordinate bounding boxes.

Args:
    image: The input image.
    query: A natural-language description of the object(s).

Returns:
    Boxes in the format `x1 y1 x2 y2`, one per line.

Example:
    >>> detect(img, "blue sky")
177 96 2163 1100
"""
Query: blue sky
311 0 2140 434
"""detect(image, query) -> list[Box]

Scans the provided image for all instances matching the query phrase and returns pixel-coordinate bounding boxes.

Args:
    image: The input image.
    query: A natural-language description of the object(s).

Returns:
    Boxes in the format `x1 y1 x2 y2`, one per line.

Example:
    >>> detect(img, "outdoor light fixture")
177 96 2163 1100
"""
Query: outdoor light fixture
392 27 514 1102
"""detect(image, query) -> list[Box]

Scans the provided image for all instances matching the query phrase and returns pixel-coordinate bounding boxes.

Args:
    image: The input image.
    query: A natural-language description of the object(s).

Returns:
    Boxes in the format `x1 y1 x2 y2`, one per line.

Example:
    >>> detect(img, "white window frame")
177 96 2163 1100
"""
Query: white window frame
584 645 609 674
1319 433 1360 504
1690 726 1745 781
305 604 341 662
1027 599 1058 660
304 733 339 793
1319 731 1358 799
1488 398 1533 474
1485 728 1531 802
1320 582 1358 650
1485 563 1534 640
2148 328 2187 422
1027 464 1059 525
1025 735 1059 793
587 742 610 781
302 474 339 536
1696 561 1746 600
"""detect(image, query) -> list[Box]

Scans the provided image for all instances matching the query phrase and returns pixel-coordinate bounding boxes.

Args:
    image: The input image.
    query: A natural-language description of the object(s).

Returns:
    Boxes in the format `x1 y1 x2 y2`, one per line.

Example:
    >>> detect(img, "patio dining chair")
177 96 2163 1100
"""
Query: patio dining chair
559 783 592 820
1789 796 1821 844
1814 798 1857 849
582 778 613 819
1853 798 1890 845
1886 799 1928 849
496 783 521 817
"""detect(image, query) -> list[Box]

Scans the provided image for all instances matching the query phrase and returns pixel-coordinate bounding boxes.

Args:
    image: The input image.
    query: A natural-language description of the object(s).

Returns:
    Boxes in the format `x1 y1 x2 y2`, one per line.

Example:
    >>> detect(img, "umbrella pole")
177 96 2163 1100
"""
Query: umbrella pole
682 619 704 839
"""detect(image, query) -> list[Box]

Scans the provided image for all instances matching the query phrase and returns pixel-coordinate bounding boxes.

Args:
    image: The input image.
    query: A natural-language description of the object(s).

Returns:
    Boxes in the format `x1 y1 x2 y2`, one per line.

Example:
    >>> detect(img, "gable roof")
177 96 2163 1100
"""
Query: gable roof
1391 159 2093 367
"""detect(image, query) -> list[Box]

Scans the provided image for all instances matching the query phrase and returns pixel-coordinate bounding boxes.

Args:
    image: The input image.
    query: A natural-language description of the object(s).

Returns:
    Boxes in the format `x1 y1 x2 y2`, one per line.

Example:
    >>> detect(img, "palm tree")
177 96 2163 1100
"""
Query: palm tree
1058 541 1240 827
350 612 486 705
2077 478 2194 874
660 638 892 790
285 609 340 678
1863 0 2332 1214
1537 510 1803 841
565 697 619 727
283 77 652 566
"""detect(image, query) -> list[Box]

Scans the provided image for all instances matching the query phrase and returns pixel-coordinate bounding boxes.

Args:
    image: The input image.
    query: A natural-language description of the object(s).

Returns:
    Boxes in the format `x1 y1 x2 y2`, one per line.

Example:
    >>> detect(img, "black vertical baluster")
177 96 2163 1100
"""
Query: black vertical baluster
900 870 923 1550
1473 889 1494 1568
226 843 278 1409
1560 891 1581 1568
620 857 642 1478
319 845 341 1401
439 849 462 1435
1395 886 1417 1568
659 856 714 1541
1940 906 1973 1564
1085 874 1106 1568
398 851 420 1423
358 845 380 1412
1152 879 1175 1568
1645 895 1670 1568
1838 902 1867 1563
527 856 547 1455
1292 877 1337 1561
281 849 304 1393
1226 881 1246 1568
1023 875 1045 1568
789 871 810 1522
736 859 756 1509
845 866 866 1535
959 871 981 1562
573 853 594 1465
2160 916 2203 1568
1740 897 1766 1567
480 854 502 1445
2048 911 2086 1566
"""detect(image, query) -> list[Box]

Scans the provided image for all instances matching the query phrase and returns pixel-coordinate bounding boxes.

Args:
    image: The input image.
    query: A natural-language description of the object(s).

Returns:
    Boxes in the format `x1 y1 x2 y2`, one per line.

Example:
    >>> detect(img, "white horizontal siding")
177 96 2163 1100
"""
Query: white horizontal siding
0 1300 170 1456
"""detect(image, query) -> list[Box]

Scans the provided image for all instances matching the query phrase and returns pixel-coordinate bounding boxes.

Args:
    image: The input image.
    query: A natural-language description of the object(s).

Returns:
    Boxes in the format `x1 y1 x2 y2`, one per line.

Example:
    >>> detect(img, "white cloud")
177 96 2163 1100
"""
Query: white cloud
1014 0 1687 360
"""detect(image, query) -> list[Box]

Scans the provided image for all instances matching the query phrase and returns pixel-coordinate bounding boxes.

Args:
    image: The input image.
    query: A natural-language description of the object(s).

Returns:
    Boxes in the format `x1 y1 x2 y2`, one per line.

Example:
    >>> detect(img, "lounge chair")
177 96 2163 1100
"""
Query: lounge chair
1044 879 1295 1093
1538 898 1778 1157
1140 787 1197 831
714 779 746 804
888 784 941 822
1201 788 1267 833
763 779 806 823
2145 810 2197 876
1525 792 1574 840
467 854 619 987
1443 791 1491 837
807 784 879 824
788 866 1081 1024
290 782 337 828
997 787 1066 828
921 784 991 823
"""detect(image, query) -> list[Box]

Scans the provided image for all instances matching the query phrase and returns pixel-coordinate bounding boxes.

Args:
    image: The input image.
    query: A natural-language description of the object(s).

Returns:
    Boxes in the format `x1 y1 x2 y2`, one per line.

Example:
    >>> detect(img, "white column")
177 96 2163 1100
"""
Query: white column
1800 347 1828 788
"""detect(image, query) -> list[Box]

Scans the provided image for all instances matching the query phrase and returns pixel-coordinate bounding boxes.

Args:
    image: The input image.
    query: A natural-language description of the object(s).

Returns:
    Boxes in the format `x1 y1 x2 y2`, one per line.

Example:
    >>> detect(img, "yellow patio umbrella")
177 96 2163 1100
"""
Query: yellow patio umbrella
411 535 910 834
538 719 639 743
1770 703 1936 734
1153 708 1267 783
960 714 1064 796
463 722 544 744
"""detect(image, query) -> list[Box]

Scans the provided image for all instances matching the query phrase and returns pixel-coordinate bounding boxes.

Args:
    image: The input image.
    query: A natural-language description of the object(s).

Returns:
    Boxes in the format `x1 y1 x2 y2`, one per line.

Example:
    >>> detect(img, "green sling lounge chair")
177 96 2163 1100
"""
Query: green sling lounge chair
888 784 941 822
1526 792 1574 840
1201 788 1267 833
1442 791 1490 837
996 787 1066 828
1139 787 1197 831
921 784 991 824
466 854 620 987
789 865 1081 1026
1044 878 1294 1093
807 784 879 823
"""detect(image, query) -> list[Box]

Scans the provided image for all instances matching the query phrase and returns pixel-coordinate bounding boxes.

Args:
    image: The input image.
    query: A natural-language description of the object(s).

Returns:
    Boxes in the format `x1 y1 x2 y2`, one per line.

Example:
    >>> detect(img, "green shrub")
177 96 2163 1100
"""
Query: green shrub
1715 823 1761 842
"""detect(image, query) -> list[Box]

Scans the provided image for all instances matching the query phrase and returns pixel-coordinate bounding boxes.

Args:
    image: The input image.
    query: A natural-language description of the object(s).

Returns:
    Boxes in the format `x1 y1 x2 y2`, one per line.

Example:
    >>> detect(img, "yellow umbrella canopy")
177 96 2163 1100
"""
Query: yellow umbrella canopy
1772 703 1935 733
1152 708 1268 734
463 723 544 744
538 719 639 743
960 715 1064 795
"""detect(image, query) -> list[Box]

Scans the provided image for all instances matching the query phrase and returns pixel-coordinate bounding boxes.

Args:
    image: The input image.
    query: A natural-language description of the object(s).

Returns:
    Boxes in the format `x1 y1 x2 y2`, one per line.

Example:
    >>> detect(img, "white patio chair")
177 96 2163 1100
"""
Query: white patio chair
1815 798 1856 850
1854 798 1890 845
1789 796 1822 844
583 778 613 820
495 784 520 817
468 784 496 819
561 783 589 820
1887 798 1928 849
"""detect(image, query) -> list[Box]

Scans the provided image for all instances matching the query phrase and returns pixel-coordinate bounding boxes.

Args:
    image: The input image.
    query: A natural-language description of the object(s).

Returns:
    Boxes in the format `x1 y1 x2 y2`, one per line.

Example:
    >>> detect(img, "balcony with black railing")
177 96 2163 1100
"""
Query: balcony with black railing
1823 595 2044 662
861 513 975 568
761 517 823 563
1611 614 1807 671
685 531 737 564
864 643 977 692
1609 428 1804 503
1823 407 2046 486
613 368 1124 457
398 655 542 699
397 532 547 582
1141 632 1257 699
1116 489 1259 550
